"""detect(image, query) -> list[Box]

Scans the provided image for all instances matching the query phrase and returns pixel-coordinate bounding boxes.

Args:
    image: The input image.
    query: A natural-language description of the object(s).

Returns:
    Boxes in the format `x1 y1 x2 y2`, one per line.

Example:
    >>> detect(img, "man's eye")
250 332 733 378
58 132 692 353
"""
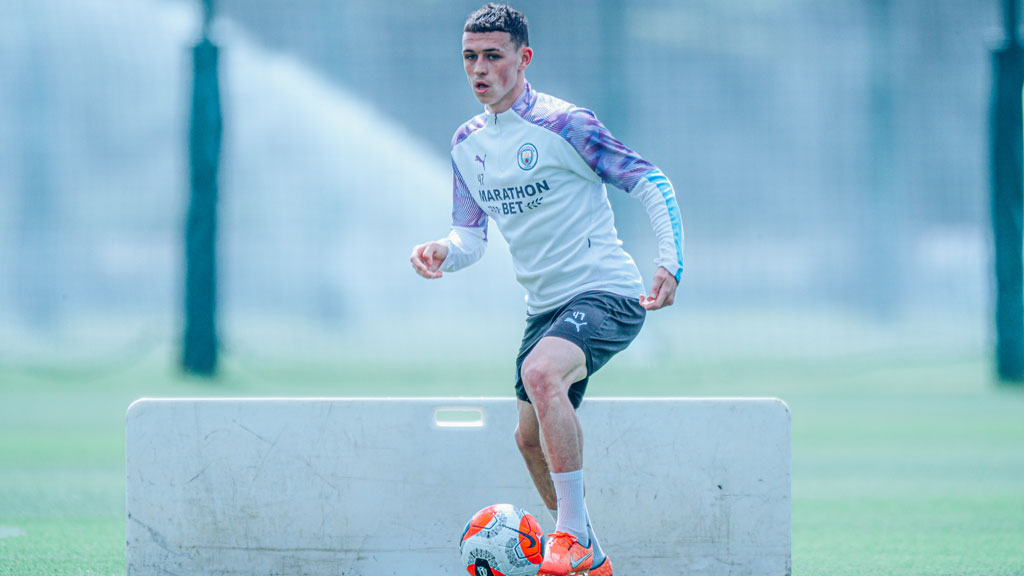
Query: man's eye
464 54 476 61
488 54 500 60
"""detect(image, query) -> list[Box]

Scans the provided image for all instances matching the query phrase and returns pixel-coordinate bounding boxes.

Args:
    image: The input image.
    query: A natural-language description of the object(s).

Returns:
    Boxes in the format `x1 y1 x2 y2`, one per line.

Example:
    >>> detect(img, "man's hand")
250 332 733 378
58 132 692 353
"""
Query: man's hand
410 241 449 279
640 266 678 311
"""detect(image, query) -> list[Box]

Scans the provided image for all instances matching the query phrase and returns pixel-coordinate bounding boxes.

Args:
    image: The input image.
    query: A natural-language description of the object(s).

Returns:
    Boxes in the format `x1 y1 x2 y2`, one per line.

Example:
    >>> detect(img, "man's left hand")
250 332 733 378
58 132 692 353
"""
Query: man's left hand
640 266 678 311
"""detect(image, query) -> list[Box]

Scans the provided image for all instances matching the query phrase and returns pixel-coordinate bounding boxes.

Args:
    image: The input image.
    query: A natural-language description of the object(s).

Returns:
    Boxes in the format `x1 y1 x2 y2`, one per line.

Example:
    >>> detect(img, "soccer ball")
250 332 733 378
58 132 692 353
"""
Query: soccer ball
460 504 545 576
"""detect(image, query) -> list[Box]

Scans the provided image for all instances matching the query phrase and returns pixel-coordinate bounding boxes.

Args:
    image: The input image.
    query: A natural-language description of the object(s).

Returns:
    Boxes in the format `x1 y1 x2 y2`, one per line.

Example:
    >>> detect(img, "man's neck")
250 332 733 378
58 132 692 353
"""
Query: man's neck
485 76 527 115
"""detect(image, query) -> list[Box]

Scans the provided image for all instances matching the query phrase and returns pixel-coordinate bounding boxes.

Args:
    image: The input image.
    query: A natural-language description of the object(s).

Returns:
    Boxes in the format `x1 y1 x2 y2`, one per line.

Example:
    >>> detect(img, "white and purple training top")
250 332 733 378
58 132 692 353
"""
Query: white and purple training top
440 81 684 314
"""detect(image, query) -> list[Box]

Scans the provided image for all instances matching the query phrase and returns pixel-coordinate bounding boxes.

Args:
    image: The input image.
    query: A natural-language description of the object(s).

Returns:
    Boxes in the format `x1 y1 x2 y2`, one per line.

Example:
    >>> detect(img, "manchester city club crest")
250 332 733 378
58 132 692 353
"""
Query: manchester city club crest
517 143 538 171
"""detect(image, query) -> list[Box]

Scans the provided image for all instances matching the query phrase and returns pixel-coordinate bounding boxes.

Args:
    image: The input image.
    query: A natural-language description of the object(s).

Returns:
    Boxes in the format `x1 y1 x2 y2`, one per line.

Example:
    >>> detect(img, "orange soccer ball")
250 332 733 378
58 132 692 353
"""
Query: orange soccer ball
460 504 545 576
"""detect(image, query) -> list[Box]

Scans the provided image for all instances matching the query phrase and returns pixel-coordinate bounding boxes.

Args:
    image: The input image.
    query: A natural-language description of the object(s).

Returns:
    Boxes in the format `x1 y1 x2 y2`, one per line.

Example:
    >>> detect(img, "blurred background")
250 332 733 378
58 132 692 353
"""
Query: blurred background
2 0 1007 373
5 2 1024 574
0 0 1007 374
0 0 1011 377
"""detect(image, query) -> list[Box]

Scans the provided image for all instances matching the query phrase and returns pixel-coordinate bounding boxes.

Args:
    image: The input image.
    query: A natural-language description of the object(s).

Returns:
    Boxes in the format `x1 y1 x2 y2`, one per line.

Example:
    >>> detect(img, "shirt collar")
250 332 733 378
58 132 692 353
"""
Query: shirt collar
488 80 536 119
510 80 536 116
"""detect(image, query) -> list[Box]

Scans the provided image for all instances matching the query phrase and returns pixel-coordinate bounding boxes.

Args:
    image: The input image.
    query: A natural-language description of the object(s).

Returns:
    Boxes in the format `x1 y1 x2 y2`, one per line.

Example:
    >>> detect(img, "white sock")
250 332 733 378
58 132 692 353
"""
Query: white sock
550 469 589 544
551 500 607 563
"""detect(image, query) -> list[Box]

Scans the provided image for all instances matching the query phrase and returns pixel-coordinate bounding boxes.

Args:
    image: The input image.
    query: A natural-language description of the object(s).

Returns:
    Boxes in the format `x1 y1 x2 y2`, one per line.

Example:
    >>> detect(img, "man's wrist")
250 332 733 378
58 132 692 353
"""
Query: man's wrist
656 261 682 282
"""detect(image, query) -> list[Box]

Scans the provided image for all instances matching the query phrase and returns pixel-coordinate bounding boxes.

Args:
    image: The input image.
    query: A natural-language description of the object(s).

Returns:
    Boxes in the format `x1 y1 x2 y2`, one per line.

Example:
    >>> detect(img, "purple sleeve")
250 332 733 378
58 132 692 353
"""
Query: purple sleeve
560 108 656 192
451 159 488 231
524 95 656 193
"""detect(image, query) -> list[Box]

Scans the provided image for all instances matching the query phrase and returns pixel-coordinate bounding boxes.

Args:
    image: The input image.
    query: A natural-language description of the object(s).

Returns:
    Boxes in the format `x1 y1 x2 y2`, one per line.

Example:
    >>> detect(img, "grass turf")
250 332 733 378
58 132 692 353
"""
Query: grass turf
1 347 1023 575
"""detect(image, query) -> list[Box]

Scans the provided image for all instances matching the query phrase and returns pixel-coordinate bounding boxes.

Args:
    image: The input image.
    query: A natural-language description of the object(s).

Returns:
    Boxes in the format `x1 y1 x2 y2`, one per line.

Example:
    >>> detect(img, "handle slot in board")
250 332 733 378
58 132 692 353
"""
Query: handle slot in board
433 406 485 428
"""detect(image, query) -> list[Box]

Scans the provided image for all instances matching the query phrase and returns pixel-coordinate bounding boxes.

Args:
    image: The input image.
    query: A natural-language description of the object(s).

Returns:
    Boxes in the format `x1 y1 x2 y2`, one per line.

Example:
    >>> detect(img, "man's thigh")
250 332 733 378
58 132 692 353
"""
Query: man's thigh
515 291 646 408
521 336 588 393
542 291 646 378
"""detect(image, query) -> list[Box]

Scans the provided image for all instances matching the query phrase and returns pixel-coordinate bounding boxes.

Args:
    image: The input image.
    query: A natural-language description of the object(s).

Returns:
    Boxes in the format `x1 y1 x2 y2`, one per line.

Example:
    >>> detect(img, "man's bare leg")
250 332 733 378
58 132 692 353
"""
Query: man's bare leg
515 399 557 511
519 336 588 537
517 336 608 572
520 336 587 473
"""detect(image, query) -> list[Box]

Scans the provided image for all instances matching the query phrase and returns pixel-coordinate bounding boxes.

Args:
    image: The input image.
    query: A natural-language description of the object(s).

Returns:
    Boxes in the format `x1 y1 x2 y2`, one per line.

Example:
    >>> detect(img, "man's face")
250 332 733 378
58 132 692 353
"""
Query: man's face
462 31 532 113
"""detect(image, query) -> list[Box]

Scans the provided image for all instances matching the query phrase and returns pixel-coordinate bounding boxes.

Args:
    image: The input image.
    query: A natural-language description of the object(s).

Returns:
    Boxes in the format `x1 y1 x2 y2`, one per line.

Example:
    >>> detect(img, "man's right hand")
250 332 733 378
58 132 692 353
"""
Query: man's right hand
410 241 449 279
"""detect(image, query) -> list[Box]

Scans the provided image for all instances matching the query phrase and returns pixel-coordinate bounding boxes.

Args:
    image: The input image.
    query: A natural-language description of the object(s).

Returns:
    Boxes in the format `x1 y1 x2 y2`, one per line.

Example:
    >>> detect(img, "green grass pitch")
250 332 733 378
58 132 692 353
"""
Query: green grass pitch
1 348 1023 575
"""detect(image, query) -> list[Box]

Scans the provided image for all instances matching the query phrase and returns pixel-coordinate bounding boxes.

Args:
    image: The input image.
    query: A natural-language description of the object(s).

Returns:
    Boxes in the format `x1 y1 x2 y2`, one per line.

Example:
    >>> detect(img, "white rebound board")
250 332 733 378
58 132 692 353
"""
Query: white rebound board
126 398 790 575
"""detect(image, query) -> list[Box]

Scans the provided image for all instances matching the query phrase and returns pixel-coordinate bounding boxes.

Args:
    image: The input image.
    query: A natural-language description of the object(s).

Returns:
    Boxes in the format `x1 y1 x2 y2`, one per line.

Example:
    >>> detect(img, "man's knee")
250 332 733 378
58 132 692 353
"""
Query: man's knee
521 358 565 402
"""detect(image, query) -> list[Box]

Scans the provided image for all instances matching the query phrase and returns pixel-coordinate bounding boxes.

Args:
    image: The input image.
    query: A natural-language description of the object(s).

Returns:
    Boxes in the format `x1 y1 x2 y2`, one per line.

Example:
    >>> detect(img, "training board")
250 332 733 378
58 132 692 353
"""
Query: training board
126 397 790 575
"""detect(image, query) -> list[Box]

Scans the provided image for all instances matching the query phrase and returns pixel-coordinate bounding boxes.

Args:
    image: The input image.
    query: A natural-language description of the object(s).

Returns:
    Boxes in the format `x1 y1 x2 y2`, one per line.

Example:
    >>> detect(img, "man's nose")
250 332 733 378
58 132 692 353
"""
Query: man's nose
473 59 487 75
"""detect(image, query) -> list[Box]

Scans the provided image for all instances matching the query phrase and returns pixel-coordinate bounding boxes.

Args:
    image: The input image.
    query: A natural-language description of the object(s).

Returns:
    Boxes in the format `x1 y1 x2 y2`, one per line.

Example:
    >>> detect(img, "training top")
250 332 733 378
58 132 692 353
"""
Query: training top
439 81 684 314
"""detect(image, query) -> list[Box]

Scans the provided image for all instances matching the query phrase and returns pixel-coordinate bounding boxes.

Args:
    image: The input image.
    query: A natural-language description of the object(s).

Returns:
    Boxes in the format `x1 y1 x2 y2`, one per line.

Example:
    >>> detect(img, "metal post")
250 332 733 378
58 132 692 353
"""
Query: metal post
183 0 222 376
991 0 1024 382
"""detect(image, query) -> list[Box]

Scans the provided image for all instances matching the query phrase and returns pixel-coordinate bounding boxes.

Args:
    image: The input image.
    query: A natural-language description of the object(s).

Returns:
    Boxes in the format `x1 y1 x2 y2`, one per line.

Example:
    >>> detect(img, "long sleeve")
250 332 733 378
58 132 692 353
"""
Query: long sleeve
439 157 488 272
629 168 684 281
439 225 487 272
547 107 684 281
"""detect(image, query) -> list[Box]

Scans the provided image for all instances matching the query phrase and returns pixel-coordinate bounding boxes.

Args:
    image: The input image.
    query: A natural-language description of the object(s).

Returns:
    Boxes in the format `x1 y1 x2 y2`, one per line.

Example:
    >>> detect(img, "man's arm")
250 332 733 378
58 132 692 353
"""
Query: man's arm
631 168 684 273
411 159 489 279
631 169 683 310
557 109 684 308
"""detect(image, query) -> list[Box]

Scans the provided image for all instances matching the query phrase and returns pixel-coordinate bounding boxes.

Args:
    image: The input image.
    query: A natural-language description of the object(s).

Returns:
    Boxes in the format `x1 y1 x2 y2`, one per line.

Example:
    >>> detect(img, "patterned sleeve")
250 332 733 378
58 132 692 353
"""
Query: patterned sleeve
451 159 488 229
554 108 683 280
440 158 488 272
557 108 657 193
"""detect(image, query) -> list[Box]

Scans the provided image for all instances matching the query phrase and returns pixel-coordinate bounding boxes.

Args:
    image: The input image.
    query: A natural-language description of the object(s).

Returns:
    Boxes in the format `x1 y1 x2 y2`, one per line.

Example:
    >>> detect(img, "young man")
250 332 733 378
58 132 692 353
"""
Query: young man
411 4 683 575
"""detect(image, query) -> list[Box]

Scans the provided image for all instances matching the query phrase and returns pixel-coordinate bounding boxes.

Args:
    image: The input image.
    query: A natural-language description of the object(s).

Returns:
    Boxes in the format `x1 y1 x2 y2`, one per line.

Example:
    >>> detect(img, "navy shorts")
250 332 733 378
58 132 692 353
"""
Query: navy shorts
515 290 646 409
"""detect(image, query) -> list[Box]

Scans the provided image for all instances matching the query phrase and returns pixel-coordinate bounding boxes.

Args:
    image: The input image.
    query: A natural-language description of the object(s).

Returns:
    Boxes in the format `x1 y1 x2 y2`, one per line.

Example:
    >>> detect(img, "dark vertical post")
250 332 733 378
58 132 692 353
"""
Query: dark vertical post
991 0 1024 383
183 0 222 376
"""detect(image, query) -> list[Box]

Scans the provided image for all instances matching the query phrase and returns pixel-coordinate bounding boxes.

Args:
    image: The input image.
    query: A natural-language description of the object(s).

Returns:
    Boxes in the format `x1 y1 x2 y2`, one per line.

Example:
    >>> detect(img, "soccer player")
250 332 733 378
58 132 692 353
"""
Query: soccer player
411 4 683 575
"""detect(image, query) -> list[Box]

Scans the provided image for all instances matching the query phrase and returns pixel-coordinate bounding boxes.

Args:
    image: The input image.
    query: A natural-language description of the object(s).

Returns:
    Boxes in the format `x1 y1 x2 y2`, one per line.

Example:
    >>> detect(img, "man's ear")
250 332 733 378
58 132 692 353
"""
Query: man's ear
519 46 533 70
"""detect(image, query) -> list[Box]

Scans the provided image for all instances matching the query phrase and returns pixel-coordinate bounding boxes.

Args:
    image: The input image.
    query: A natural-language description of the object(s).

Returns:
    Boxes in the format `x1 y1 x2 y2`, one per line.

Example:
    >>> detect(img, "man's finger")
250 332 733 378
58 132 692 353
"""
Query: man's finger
410 245 441 278
410 253 428 273
415 263 440 277
643 295 667 310
426 245 443 269
648 276 664 299
411 245 428 264
641 273 677 310
641 286 659 310
651 286 670 309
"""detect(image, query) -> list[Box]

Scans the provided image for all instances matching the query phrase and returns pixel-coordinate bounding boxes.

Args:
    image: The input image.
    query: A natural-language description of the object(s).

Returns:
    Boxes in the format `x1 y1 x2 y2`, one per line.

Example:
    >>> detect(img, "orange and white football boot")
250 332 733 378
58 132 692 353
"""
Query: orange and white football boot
538 532 593 576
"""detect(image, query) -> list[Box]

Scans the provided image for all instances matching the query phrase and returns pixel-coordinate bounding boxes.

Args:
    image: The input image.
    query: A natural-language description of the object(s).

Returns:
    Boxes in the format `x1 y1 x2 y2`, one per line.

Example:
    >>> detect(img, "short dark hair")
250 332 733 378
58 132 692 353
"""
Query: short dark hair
464 3 529 48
